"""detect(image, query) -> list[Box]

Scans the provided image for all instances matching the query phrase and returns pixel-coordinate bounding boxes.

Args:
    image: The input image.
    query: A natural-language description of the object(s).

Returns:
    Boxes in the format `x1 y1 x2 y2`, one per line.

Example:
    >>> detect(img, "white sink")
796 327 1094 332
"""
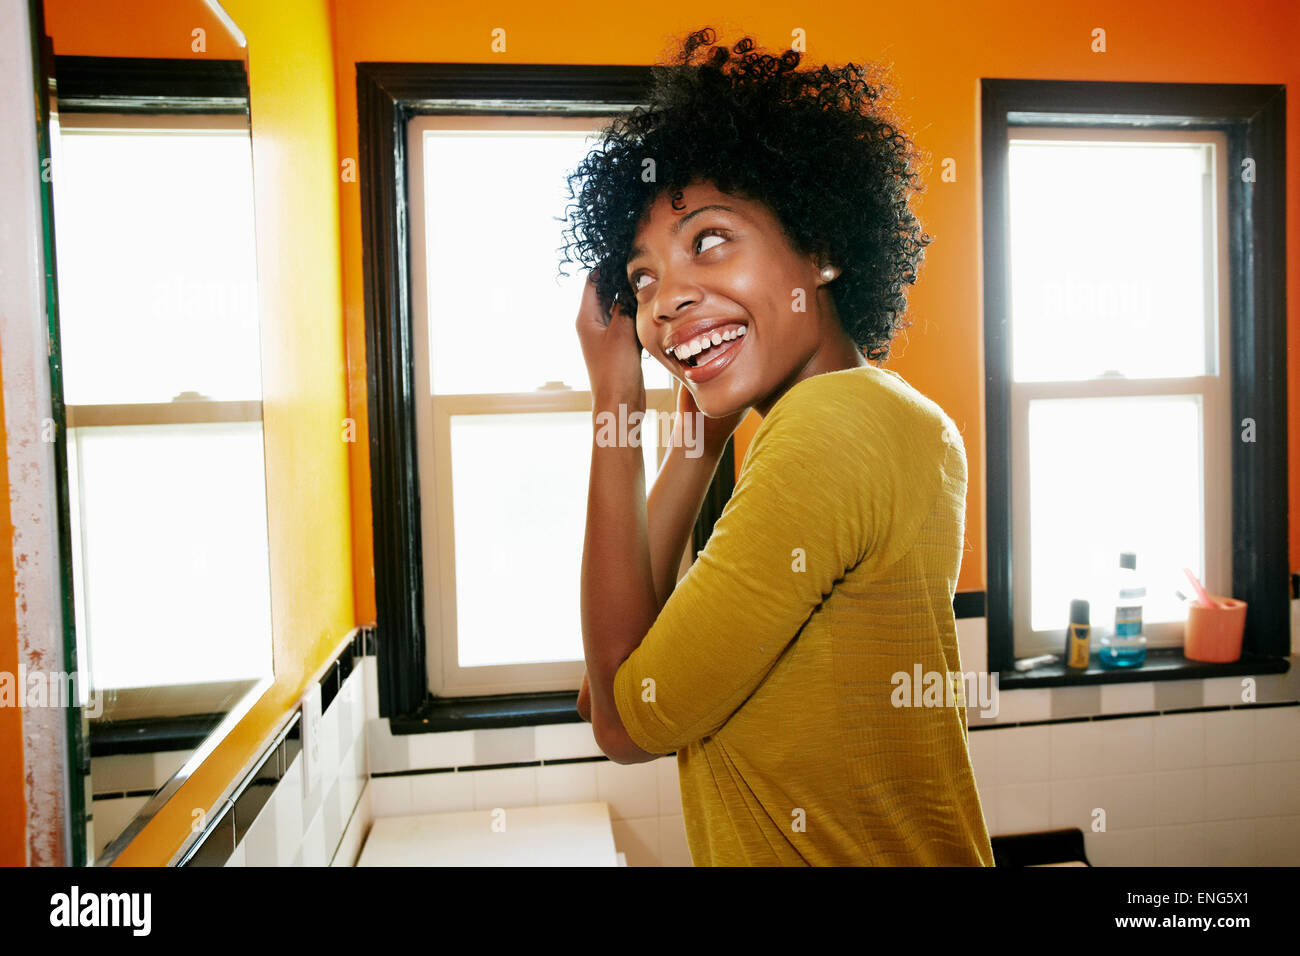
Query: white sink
356 800 622 866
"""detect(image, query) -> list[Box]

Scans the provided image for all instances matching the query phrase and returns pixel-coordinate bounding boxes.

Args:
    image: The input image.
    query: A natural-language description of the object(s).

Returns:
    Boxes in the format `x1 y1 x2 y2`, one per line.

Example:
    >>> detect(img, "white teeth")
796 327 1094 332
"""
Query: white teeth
669 325 747 361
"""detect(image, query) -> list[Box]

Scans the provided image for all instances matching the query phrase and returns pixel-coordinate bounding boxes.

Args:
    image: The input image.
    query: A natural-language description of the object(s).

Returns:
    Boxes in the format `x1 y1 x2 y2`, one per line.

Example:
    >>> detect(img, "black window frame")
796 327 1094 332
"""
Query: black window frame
37 46 253 867
358 62 984 731
980 78 1290 688
358 62 742 728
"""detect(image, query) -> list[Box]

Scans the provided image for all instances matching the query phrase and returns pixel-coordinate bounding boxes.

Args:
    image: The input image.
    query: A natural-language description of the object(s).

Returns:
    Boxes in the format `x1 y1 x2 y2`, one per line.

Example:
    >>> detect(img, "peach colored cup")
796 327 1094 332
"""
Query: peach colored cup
1184 596 1247 663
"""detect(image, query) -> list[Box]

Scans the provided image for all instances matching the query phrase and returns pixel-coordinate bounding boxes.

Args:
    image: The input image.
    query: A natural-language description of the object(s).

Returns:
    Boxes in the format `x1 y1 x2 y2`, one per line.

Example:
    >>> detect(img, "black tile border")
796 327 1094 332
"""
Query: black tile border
368 754 612 779
953 591 986 619
966 699 1298 732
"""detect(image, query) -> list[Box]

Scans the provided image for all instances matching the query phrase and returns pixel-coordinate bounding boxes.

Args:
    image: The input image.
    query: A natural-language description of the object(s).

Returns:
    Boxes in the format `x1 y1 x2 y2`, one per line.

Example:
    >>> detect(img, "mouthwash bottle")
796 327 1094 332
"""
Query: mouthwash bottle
1098 551 1147 668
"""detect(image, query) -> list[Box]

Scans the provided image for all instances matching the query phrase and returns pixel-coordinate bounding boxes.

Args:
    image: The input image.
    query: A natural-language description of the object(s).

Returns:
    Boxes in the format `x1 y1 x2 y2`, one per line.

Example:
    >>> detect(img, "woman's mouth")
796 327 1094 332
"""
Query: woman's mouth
674 326 747 384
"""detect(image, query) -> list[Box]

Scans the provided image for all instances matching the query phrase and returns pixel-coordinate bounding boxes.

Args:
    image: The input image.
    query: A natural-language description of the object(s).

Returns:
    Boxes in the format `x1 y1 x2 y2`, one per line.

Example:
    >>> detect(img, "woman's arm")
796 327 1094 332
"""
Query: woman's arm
580 385 660 760
578 384 744 725
646 412 731 608
577 424 727 724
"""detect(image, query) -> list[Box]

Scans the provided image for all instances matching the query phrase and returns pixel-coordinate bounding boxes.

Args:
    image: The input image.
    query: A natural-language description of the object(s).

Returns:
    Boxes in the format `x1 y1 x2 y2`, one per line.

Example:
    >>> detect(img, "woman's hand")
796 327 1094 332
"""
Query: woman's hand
679 377 751 459
575 268 644 410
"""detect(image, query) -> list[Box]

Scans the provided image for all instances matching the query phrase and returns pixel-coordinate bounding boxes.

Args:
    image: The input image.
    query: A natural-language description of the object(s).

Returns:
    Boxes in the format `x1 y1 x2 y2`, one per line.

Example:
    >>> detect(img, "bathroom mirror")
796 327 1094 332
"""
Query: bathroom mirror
36 0 274 865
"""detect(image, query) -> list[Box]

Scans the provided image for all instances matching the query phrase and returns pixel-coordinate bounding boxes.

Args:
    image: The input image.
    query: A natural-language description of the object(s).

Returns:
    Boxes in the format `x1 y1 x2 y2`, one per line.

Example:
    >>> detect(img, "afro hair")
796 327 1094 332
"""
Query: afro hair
557 25 935 363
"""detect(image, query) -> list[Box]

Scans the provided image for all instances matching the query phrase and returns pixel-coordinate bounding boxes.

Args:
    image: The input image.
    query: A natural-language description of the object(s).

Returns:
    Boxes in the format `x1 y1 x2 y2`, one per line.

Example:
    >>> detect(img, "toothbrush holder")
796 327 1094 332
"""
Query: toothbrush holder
1184 596 1247 663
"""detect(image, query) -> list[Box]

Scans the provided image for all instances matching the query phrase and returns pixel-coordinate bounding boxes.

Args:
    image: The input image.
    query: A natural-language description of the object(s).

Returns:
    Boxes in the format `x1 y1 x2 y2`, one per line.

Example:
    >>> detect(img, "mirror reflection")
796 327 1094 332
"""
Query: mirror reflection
40 0 273 865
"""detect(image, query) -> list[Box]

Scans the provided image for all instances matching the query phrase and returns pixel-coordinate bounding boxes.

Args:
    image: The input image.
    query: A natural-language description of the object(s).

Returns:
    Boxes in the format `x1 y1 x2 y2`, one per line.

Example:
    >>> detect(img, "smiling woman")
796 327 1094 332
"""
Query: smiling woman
562 25 991 867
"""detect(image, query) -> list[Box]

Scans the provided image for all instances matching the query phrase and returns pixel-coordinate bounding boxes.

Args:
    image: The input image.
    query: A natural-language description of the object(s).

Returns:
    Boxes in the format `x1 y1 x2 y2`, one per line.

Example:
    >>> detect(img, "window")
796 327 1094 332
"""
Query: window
981 79 1289 676
358 64 738 718
51 111 272 693
406 113 673 695
1008 128 1230 655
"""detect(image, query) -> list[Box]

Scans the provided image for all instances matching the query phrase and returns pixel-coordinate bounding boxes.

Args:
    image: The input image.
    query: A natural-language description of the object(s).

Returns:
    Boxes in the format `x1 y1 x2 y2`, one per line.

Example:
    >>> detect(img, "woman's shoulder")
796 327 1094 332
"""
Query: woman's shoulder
760 364 959 444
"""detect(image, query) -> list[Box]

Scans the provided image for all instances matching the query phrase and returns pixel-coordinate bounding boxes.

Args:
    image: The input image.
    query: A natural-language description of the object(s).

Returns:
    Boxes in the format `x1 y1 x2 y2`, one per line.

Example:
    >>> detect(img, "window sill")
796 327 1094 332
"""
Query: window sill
382 652 1292 732
998 647 1290 690
388 691 583 735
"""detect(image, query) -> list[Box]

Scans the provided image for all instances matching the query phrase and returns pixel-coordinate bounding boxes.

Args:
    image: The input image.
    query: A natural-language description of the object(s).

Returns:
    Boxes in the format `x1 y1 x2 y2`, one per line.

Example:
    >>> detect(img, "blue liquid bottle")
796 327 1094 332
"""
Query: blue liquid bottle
1098 551 1147 668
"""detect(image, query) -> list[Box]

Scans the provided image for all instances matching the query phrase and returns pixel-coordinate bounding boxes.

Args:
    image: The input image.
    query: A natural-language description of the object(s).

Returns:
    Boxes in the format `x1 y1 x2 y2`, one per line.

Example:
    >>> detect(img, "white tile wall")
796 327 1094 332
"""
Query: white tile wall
225 659 369 867
361 659 692 865
219 614 1300 867
970 706 1300 866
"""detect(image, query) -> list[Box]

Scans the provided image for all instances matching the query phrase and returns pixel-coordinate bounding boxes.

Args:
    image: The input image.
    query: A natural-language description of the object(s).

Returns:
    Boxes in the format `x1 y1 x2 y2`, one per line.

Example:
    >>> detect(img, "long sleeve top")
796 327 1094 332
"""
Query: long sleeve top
613 363 994 866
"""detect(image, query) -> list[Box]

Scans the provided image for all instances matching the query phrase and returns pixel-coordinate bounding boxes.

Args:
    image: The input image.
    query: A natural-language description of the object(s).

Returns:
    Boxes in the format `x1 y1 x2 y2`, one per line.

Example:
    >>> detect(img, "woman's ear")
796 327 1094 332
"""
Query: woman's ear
806 245 839 284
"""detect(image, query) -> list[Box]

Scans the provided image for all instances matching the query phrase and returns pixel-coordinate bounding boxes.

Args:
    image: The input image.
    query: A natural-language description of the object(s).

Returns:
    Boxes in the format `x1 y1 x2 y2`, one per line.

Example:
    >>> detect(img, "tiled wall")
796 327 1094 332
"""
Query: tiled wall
91 748 192 861
179 634 370 866
364 665 690 866
178 616 1299 866
363 616 1300 866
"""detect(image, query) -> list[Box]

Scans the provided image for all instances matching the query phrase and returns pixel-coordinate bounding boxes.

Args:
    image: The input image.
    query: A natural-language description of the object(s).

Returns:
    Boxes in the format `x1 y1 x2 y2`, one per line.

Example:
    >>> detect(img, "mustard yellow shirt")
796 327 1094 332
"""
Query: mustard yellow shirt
613 364 994 866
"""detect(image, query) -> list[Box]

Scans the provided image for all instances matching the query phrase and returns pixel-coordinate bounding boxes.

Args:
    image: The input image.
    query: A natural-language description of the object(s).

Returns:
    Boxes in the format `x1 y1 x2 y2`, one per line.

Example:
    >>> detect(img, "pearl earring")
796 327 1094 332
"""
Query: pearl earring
820 265 838 282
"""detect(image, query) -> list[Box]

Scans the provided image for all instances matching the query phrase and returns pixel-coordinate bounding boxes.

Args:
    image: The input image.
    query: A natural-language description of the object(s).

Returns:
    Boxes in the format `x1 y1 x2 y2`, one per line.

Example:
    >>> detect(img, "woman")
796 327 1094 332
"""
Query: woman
563 26 993 866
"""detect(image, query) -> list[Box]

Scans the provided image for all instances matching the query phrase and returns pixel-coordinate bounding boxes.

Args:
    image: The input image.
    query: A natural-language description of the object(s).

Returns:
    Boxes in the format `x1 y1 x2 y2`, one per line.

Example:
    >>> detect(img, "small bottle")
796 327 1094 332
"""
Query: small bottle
1064 599 1091 671
1099 551 1147 668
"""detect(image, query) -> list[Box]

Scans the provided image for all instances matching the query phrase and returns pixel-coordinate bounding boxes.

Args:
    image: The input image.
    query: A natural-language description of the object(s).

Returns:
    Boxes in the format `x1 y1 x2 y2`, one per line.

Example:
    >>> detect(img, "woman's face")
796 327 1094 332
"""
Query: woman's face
627 179 853 419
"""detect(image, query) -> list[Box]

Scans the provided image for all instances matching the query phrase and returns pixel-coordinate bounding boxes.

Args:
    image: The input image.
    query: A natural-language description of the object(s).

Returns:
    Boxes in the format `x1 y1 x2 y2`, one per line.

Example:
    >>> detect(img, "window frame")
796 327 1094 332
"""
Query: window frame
357 62 739 721
980 79 1289 684
40 50 263 869
1006 126 1232 656
405 112 676 697
56 110 269 701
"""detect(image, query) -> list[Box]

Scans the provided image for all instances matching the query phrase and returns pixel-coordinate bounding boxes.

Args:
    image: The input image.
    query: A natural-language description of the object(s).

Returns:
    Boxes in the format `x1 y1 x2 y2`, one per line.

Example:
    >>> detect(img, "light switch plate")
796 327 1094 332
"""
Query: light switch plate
301 682 323 803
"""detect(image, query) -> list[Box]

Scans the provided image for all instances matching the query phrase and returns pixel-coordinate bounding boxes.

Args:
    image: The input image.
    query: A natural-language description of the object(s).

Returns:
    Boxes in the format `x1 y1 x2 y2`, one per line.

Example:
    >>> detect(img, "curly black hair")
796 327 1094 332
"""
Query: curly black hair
557 26 934 363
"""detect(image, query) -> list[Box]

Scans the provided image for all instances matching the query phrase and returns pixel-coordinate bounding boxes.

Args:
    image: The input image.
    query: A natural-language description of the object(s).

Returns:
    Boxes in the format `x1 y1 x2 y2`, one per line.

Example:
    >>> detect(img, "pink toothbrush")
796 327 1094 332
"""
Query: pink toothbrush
1182 567 1220 609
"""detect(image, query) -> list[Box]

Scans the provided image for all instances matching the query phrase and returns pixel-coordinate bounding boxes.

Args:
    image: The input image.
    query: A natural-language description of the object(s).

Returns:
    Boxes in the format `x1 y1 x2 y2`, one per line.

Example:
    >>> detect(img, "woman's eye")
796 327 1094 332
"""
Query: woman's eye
697 231 727 253
629 230 727 293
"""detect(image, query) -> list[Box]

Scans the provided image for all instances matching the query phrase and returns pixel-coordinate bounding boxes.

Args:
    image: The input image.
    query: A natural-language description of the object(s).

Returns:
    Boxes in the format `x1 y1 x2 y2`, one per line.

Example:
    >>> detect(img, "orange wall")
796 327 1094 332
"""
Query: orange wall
335 0 1300 621
44 0 243 58
25 0 355 865
4 0 1295 865
0 341 26 866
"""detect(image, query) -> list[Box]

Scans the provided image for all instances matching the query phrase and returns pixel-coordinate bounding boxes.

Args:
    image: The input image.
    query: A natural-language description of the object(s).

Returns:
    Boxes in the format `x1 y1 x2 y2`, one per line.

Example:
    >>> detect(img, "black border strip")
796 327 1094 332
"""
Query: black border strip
51 55 248 112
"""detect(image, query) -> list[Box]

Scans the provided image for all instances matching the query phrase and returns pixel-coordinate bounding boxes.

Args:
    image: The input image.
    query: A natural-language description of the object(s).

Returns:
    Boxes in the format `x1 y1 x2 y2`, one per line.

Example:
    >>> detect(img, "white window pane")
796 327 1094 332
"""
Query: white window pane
52 127 260 404
1027 396 1202 633
449 410 661 667
1008 141 1212 382
422 127 670 395
71 423 273 688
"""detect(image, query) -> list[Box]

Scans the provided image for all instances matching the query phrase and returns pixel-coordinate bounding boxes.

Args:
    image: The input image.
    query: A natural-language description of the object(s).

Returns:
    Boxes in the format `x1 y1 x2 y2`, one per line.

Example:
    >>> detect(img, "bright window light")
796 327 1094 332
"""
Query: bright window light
52 128 260 404
422 128 670 395
70 422 272 689
1027 395 1203 633
449 410 661 667
1008 141 1212 382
